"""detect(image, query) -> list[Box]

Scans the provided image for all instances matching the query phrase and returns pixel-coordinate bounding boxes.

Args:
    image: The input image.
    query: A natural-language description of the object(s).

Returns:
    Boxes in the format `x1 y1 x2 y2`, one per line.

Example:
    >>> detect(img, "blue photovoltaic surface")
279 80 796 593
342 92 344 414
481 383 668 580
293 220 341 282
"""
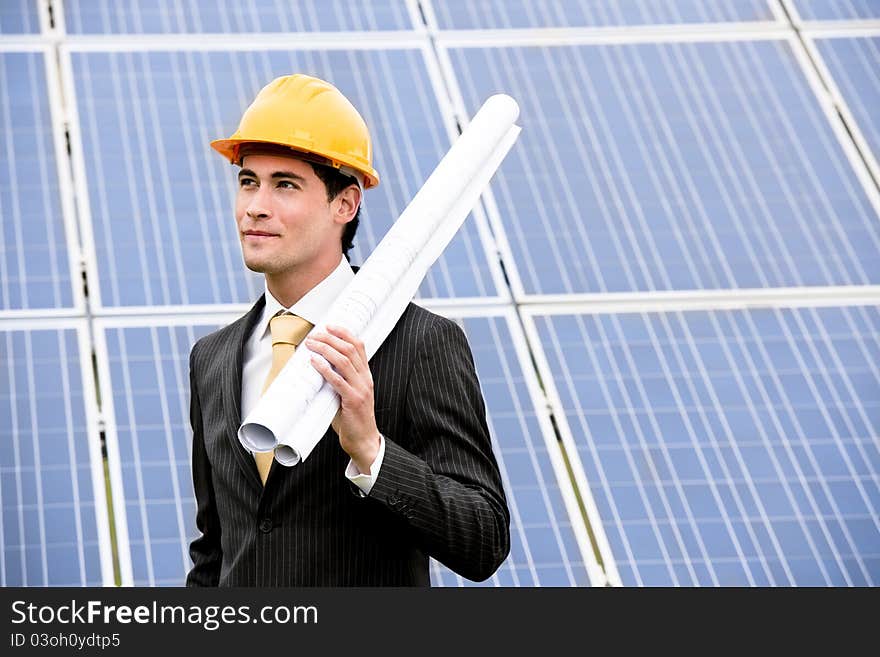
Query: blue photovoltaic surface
430 0 775 29
1 52 75 312
0 0 39 34
64 0 414 33
72 48 498 308
815 36 880 174
447 40 880 296
102 314 590 586
0 327 107 586
792 0 880 21
533 306 880 586
103 323 215 586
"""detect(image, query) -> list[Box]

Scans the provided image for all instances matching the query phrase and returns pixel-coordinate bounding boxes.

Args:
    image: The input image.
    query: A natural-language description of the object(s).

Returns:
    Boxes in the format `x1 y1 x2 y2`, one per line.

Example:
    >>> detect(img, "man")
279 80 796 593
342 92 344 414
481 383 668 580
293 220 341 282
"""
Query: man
186 74 510 586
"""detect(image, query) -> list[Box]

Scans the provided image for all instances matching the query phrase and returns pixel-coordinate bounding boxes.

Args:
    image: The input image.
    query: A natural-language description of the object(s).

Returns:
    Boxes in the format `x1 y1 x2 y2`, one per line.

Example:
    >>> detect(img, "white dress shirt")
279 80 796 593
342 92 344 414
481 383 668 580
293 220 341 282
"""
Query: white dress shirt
240 256 385 493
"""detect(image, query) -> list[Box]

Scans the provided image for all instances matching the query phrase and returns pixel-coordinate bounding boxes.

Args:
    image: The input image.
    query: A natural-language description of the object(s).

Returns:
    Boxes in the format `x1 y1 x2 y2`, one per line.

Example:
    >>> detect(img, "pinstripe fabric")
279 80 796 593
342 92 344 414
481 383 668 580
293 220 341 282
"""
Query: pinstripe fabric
186 295 510 586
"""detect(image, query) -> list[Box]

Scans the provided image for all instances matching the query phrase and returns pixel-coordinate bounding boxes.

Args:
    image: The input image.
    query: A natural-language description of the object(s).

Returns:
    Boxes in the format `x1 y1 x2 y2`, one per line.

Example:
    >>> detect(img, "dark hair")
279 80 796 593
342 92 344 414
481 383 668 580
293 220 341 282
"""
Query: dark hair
308 162 361 261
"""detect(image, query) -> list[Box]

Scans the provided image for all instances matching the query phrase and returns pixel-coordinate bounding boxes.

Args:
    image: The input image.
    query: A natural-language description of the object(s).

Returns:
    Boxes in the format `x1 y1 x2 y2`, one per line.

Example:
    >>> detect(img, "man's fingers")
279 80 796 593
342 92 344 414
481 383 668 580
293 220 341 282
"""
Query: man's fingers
310 354 353 396
306 329 364 371
306 338 358 380
325 325 367 361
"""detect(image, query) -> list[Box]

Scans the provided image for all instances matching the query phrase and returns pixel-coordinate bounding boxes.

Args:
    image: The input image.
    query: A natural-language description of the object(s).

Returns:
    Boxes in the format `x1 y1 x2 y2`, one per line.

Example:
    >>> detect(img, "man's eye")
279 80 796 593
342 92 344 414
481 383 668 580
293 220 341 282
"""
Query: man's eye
278 180 298 190
239 178 256 187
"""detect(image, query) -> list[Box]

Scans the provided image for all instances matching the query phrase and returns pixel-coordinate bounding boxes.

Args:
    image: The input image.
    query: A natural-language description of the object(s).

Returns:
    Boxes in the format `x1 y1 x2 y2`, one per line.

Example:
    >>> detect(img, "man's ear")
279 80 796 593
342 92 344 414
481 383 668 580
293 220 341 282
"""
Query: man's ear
333 184 361 225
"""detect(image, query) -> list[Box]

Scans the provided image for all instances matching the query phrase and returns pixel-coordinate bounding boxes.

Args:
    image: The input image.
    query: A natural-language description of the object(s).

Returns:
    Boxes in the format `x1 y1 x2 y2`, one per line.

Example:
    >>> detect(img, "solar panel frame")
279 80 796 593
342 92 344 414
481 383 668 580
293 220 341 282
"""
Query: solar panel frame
521 300 880 586
801 28 880 215
0 42 86 318
95 304 602 587
434 29 880 302
0 317 115 586
59 34 512 314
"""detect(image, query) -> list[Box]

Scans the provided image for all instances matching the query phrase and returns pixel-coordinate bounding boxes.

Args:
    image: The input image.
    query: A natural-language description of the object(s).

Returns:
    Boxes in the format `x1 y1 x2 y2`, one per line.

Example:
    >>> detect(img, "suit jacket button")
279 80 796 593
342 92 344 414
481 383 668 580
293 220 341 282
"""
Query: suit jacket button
259 518 273 534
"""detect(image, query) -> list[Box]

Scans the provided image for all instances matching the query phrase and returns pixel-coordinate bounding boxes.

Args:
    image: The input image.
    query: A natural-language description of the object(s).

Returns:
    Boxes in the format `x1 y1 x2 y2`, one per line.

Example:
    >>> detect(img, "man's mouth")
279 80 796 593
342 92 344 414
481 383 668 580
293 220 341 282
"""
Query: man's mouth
243 230 279 239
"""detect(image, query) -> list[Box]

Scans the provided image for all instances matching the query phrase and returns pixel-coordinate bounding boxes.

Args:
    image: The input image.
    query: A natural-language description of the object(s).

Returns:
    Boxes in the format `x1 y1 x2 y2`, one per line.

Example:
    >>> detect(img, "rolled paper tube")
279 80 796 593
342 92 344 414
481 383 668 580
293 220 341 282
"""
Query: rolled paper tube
238 94 521 464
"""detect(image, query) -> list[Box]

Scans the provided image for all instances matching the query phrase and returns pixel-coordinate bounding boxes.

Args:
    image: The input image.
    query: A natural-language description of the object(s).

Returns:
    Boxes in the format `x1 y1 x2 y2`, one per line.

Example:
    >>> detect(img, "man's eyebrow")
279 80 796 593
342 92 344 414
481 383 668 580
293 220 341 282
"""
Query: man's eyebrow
270 171 307 182
237 169 307 183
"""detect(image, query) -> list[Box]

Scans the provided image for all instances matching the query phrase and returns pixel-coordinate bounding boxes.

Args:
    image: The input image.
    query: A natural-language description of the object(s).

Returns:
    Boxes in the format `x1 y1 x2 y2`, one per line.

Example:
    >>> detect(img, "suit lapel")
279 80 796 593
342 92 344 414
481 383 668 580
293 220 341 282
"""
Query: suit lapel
222 294 266 492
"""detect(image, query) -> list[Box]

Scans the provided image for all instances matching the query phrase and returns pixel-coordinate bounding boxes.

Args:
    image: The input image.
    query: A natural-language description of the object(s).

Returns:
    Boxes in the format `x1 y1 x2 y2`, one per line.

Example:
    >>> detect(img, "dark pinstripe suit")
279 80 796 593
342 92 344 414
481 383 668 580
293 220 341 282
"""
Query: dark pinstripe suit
186 294 510 586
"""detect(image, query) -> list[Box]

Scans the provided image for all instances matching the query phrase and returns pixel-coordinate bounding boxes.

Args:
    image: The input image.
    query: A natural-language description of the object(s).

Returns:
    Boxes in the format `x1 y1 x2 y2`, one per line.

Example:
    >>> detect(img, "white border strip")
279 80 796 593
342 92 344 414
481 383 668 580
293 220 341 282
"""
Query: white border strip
515 285 880 314
518 308 622 586
91 320 136 587
58 44 104 313
0 308 84 321
0 38 46 51
81 296 511 320
799 21 880 35
74 319 116 587
43 43 87 316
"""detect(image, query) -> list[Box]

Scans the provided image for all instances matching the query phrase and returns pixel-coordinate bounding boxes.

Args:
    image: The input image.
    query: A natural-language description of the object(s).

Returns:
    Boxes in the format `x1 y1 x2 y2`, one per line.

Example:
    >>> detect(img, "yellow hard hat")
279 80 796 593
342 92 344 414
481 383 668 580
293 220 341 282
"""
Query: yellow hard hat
211 74 380 189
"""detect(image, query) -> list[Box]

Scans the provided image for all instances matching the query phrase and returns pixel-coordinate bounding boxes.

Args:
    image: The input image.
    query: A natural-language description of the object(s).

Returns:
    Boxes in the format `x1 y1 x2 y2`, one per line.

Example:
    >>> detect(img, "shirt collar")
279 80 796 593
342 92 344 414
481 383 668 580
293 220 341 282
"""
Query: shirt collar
257 257 354 340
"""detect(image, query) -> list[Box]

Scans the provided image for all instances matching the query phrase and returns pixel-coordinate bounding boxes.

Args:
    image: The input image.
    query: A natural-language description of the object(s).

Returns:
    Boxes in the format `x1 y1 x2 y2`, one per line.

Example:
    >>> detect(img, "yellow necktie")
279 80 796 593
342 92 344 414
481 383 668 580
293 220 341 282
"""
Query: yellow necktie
255 312 313 485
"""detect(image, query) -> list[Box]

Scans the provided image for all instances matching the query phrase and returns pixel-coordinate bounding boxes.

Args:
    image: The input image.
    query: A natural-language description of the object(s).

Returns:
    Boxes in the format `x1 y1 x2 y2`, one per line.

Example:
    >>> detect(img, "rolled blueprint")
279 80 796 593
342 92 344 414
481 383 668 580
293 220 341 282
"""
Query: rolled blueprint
238 94 521 465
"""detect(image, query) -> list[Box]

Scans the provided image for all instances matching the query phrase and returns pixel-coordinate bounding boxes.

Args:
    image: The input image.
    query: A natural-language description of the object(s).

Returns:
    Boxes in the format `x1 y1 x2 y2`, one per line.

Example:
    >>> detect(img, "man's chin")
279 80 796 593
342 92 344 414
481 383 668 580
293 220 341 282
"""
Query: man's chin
242 258 270 274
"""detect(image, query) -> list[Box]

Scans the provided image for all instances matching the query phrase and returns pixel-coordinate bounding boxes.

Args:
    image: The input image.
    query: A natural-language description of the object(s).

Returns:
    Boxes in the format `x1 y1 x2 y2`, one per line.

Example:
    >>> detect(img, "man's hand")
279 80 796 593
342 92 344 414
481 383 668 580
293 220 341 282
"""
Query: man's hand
305 325 381 474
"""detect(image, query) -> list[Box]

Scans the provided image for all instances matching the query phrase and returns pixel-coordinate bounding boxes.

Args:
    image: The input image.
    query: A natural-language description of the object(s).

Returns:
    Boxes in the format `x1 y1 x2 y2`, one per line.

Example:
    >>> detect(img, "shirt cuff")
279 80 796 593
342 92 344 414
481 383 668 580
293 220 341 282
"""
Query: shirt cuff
344 434 386 496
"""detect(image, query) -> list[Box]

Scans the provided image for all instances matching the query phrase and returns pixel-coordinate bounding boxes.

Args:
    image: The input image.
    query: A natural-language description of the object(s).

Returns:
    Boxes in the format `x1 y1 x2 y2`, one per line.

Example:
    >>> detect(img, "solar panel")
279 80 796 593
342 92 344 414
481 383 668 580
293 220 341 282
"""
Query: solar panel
811 35 880 184
96 319 217 586
98 310 596 586
1 50 77 312
791 1 880 21
63 0 415 34
444 38 880 297
427 0 777 29
0 0 39 34
69 46 504 310
431 312 595 586
527 305 880 586
0 322 113 586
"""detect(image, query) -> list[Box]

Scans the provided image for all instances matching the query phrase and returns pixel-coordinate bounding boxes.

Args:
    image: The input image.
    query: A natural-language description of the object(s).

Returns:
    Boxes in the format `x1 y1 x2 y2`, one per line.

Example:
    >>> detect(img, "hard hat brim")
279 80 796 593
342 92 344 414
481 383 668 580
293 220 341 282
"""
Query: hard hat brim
210 137 380 189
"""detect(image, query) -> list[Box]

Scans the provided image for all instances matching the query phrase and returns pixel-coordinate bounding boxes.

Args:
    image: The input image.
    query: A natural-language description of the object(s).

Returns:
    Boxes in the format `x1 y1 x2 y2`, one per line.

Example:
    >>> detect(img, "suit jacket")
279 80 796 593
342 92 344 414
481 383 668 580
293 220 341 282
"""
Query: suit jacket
186 295 510 586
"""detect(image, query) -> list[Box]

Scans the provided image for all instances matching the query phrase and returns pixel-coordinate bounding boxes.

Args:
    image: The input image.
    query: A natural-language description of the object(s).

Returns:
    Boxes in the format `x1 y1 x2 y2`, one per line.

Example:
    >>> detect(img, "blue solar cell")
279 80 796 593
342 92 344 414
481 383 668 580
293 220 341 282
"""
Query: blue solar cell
64 0 414 33
447 40 880 295
103 323 215 586
1 52 75 311
0 326 109 585
101 313 591 586
814 36 880 178
71 48 499 308
533 305 880 586
792 1 880 20
0 0 39 33
430 0 775 29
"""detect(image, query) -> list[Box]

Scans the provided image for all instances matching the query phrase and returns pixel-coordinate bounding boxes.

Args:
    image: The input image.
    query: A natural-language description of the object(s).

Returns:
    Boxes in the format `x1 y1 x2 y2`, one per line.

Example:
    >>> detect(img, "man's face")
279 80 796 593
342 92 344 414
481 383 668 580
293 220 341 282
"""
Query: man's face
234 154 341 276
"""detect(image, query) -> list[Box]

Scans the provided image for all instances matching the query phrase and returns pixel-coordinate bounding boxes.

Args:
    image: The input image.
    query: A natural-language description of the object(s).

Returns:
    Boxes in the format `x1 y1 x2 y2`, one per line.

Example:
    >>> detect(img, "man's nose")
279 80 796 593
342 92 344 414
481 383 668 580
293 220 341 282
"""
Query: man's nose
245 187 272 219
